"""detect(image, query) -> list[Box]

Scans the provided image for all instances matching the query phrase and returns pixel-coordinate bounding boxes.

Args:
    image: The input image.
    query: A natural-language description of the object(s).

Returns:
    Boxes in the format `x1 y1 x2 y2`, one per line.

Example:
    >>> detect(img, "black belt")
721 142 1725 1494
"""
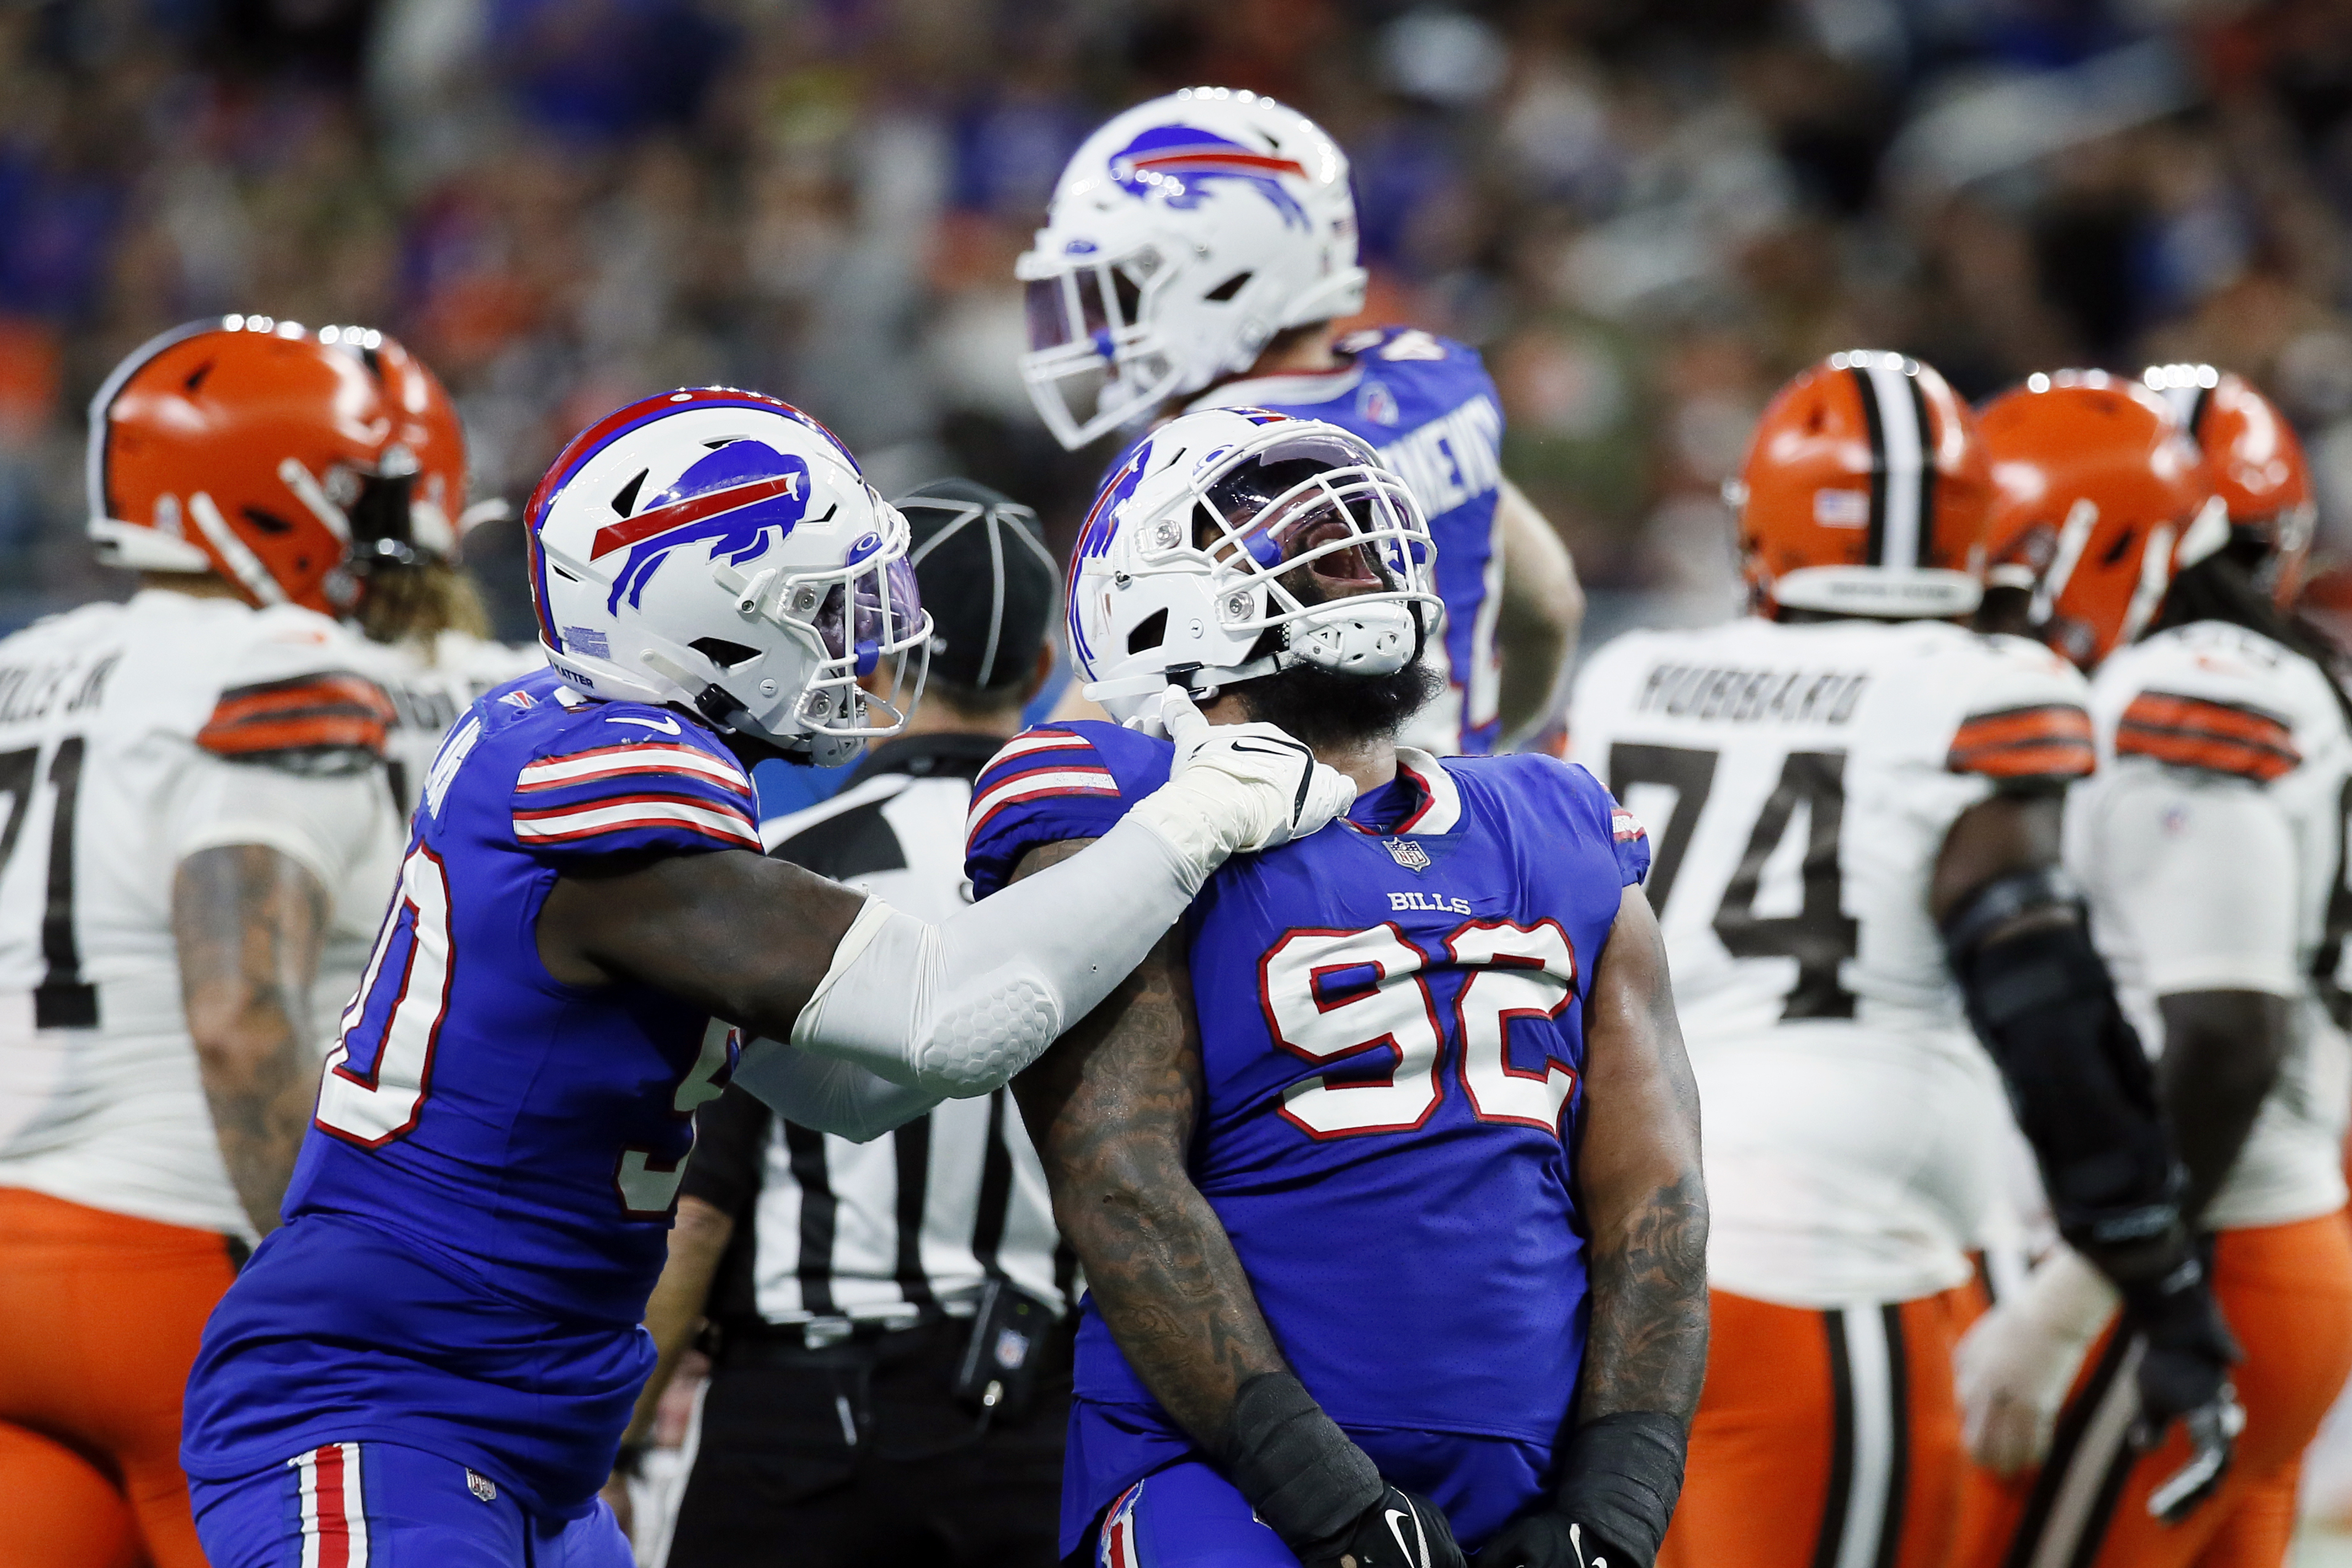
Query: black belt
711 1315 953 1370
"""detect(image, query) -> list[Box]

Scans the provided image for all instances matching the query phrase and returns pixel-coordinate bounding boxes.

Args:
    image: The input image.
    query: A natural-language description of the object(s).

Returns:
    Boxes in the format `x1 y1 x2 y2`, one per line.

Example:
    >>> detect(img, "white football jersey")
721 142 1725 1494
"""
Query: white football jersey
2067 619 2352 1230
0 589 404 1237
1572 616 2095 1306
359 630 548 823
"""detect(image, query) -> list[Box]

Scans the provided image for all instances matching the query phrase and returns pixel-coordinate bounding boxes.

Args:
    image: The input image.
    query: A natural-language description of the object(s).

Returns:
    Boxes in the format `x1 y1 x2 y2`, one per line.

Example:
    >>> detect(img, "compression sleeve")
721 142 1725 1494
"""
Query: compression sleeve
729 1032 944 1142
788 806 1205 1096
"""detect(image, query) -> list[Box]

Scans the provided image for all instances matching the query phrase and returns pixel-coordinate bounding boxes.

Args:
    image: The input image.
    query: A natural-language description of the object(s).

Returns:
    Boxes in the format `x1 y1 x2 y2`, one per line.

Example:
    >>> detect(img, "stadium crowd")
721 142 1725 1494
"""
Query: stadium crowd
17 1 2352 1566
12 0 2352 643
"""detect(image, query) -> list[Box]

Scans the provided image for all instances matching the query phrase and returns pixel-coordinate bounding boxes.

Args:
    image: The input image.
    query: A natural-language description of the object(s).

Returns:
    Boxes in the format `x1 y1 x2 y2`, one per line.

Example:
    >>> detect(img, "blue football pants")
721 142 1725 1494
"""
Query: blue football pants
189 1439 632 1567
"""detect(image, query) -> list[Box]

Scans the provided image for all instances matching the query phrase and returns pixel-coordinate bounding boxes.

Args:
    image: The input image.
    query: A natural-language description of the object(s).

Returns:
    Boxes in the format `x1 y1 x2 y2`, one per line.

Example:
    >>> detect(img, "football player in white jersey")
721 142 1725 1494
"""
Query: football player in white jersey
1017 88 1581 755
1571 351 2234 1568
327 327 544 822
1954 371 2352 1568
0 316 410 1568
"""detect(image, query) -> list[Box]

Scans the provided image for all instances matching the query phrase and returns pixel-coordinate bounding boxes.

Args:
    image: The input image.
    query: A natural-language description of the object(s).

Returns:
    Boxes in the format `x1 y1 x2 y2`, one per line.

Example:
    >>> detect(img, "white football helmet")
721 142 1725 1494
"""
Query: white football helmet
1018 87 1367 451
1069 407 1441 720
524 388 930 766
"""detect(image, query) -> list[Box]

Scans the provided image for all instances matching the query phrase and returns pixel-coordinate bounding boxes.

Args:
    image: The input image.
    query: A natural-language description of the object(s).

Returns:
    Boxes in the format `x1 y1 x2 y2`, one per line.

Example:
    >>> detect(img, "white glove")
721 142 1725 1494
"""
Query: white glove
1955 1246 2119 1476
1128 687 1358 875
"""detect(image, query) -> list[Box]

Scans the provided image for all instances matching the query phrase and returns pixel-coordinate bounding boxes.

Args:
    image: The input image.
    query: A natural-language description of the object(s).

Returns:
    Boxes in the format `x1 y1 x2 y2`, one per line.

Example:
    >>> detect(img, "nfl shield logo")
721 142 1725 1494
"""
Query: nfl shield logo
1385 837 1432 874
466 1470 498 1502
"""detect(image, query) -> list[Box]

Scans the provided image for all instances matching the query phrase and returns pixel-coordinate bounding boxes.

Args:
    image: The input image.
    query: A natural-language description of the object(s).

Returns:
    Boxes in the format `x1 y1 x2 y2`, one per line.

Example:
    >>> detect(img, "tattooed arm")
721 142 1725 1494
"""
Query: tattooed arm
1575 883 1709 1425
1008 838 1290 1443
1476 885 1706 1568
174 844 332 1236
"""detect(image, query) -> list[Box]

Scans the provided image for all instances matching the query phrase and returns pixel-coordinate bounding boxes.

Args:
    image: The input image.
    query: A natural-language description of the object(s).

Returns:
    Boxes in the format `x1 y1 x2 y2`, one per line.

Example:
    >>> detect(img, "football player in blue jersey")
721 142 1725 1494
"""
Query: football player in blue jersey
1016 88 1583 757
177 389 1366 1568
966 407 1707 1568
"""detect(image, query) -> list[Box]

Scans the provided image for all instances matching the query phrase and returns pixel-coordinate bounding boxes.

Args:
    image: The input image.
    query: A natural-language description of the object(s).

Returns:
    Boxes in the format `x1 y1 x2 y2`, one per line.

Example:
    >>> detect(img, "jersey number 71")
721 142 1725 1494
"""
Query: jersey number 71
1261 920 1578 1139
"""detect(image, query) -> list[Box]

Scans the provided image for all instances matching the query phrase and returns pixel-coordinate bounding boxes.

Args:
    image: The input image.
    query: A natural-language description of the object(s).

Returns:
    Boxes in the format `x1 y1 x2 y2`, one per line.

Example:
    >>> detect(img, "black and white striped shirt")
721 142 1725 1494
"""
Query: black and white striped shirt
679 733 1071 1335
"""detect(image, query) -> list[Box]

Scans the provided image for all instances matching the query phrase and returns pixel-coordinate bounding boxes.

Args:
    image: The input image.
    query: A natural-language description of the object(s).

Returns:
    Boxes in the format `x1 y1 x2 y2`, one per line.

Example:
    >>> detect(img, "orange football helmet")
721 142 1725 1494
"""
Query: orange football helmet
1980 370 2225 669
2145 363 2314 607
1732 349 1991 619
87 316 402 615
363 328 470 562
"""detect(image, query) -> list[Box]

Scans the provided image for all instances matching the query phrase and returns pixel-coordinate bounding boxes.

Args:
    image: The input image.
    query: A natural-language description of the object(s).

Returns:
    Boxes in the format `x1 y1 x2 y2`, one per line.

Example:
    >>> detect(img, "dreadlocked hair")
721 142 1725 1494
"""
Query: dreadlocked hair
2156 551 2352 730
355 557 493 655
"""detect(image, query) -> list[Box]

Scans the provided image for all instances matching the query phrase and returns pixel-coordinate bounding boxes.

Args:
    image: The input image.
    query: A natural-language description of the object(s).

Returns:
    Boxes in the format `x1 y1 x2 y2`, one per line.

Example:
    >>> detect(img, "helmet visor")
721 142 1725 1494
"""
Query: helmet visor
813 554 923 675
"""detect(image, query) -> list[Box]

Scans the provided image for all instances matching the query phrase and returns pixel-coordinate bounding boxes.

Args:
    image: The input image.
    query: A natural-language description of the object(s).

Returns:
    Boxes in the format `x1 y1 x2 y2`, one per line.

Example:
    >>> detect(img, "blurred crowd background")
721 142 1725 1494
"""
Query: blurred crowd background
9 0 2352 650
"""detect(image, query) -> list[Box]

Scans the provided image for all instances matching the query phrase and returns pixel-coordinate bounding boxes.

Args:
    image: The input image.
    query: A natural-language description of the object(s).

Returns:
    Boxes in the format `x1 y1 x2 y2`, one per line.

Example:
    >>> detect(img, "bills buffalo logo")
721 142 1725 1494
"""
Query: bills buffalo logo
1109 125 1310 228
592 443 815 613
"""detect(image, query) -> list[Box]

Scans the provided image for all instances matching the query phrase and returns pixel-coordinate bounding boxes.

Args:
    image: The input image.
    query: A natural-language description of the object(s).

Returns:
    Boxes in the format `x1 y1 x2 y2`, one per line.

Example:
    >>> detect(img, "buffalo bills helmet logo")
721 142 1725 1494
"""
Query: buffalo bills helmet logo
591 442 815 613
1109 125 1310 229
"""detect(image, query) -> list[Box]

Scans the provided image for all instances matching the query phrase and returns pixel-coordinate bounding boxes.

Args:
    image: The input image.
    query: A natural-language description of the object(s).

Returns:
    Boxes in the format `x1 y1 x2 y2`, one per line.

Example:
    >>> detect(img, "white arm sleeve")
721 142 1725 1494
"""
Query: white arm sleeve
787 808 1204 1096
2095 771 2300 998
728 1033 943 1143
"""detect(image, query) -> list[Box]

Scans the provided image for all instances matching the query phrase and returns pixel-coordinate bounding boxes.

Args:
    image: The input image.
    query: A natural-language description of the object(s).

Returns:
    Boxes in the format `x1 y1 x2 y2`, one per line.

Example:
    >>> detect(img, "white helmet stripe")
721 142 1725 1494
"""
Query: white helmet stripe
1857 354 1928 571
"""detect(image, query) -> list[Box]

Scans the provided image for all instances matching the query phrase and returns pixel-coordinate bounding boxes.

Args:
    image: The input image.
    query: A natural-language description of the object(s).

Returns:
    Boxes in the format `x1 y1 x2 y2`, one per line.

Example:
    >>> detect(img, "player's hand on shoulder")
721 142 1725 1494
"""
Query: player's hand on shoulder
1146 686 1356 857
1306 1485 1467 1568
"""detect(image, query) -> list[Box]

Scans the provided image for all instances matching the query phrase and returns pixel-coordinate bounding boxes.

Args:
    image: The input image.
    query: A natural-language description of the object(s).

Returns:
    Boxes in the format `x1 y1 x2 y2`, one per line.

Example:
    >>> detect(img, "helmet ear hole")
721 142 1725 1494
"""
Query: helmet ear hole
1127 608 1169 654
1203 271 1254 302
690 637 762 670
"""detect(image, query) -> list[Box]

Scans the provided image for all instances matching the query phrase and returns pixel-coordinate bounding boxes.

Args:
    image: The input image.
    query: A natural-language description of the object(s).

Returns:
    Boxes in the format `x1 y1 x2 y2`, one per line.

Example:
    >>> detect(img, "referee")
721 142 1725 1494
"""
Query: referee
620 479 1073 1568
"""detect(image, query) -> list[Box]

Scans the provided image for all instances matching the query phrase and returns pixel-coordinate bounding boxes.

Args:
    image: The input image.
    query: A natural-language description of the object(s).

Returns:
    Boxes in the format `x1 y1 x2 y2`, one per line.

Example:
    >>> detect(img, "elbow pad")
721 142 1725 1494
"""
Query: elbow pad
1943 868 2188 1275
790 810 1202 1097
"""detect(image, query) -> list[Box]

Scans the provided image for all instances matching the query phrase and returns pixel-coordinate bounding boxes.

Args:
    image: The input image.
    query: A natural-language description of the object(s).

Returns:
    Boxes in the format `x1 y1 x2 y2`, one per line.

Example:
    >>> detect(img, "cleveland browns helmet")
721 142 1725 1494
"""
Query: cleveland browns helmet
87 316 406 616
1730 350 1991 619
2145 363 2314 608
1979 370 2225 670
361 328 468 564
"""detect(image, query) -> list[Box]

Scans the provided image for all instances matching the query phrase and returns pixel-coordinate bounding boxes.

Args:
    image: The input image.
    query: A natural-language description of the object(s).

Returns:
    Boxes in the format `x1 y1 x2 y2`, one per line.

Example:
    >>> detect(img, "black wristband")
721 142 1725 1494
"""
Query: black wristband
1215 1372 1384 1550
1553 1412 1686 1567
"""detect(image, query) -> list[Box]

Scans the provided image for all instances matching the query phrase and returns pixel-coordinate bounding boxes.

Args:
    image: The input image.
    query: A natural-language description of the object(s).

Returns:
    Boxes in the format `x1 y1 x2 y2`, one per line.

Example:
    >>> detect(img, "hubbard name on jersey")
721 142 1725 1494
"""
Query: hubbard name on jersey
1570 618 2097 1305
181 666 763 1516
1192 325 1506 755
0 590 402 1240
965 720 1650 1551
2069 620 2352 1230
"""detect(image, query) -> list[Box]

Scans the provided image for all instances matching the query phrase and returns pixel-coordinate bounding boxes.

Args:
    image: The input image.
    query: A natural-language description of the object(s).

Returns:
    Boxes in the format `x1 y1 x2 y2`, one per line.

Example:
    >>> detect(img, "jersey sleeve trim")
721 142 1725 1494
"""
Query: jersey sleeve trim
965 730 1119 840
196 673 396 762
2114 691 2301 782
1946 703 2095 781
516 743 751 795
509 735 760 856
512 793 760 849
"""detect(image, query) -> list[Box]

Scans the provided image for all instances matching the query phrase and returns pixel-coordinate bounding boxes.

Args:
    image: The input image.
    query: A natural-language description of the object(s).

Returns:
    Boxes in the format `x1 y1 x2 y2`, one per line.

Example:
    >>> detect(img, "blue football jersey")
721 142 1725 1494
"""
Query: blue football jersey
182 667 761 1515
967 722 1649 1527
1192 326 1509 754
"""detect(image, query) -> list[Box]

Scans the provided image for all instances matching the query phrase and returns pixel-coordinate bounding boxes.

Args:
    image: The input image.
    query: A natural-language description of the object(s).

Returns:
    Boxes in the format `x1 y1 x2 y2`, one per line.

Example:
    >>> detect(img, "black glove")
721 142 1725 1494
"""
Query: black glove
1475 1513 1627 1568
1301 1486 1467 1568
2123 1257 2245 1523
1474 1413 1685 1568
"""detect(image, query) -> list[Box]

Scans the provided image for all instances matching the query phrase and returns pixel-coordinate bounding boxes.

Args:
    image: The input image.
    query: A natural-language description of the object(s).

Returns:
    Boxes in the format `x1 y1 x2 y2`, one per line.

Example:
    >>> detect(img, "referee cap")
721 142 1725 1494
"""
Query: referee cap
895 477 1061 691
